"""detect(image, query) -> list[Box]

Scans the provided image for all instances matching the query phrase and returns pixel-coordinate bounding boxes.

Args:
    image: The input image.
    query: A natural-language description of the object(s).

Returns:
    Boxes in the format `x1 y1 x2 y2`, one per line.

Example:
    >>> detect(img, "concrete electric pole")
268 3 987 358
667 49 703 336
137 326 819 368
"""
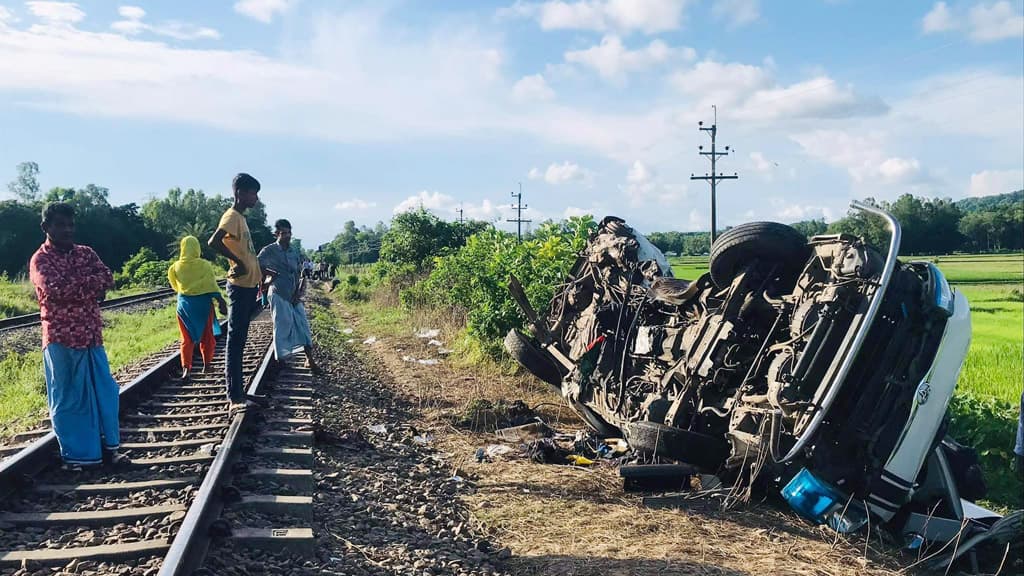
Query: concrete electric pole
507 182 531 243
690 106 738 246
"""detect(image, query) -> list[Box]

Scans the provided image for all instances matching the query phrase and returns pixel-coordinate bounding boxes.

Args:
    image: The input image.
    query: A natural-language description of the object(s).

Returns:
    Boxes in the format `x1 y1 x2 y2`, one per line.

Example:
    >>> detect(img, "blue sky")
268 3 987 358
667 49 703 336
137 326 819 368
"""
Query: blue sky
0 0 1021 246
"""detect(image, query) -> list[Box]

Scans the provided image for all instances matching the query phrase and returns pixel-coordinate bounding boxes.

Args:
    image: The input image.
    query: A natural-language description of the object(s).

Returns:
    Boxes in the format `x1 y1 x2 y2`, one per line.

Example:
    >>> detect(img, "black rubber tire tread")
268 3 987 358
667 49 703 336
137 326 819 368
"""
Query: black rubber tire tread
625 421 730 471
569 401 618 438
503 329 563 387
709 221 810 288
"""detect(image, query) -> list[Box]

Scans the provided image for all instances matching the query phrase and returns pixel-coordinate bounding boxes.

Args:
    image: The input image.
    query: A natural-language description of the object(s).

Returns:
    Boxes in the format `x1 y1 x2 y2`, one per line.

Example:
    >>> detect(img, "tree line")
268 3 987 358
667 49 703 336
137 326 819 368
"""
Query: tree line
1 162 275 283
646 191 1023 256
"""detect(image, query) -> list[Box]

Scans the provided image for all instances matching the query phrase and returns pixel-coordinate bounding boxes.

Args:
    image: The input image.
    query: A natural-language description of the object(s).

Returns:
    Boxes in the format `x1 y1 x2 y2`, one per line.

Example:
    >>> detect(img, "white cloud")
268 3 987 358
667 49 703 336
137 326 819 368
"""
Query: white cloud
565 35 694 82
393 191 505 222
922 1 1023 42
877 157 921 182
627 159 652 184
968 1 1024 42
512 74 555 101
118 5 146 20
619 160 686 206
563 206 595 218
0 7 511 144
394 190 456 214
26 2 84 24
334 198 377 210
500 0 693 34
748 151 780 181
671 60 887 122
922 2 955 32
112 5 219 40
968 170 1024 197
775 203 834 222
234 0 296 23
529 161 590 184
749 151 773 172
892 70 1023 141
0 6 15 25
712 0 760 27
790 130 924 185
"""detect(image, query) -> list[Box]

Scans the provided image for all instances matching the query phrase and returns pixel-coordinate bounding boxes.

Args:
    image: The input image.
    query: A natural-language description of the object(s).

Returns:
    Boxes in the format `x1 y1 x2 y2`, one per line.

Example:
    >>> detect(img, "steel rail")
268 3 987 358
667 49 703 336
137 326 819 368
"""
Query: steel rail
157 344 277 576
0 280 227 332
0 319 231 498
777 200 902 463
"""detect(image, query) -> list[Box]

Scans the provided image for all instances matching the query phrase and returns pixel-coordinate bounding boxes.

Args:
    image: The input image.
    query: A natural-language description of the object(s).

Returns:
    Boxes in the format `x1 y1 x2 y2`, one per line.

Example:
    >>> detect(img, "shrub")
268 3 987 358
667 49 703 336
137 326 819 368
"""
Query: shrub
114 247 171 289
133 260 172 288
403 216 595 356
948 390 1022 508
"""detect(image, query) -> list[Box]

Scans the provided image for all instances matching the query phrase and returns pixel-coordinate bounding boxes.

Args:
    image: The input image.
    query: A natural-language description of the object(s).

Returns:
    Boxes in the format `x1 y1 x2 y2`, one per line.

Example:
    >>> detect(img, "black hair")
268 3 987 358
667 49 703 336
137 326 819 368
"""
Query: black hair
41 202 75 227
274 219 292 231
232 173 261 194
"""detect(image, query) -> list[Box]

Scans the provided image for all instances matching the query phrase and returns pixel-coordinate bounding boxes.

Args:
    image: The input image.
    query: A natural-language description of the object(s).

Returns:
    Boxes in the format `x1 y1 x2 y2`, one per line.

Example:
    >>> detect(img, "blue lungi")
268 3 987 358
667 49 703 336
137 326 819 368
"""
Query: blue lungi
43 343 121 465
268 293 313 361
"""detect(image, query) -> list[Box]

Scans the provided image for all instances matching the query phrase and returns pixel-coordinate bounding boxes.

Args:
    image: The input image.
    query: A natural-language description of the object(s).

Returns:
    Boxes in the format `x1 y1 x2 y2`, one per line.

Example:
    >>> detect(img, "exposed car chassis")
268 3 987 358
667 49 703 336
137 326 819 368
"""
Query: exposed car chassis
506 202 1021 571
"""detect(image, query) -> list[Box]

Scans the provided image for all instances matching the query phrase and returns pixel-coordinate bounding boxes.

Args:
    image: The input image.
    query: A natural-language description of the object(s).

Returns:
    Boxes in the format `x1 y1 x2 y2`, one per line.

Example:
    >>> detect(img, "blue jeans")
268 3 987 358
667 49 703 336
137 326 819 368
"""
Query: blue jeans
226 283 259 402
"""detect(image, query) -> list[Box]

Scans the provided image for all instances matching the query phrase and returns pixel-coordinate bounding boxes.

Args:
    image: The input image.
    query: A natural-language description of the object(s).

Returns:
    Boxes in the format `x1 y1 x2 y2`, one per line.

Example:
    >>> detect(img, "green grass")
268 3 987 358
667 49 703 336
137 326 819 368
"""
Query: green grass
0 278 177 319
669 256 709 280
956 284 1022 405
0 303 181 435
0 277 38 318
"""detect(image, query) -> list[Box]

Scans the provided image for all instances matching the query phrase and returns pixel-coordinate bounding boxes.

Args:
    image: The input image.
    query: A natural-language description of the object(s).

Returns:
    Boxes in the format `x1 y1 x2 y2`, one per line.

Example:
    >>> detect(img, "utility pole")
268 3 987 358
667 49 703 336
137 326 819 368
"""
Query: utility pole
690 105 738 246
457 204 464 224
507 181 531 243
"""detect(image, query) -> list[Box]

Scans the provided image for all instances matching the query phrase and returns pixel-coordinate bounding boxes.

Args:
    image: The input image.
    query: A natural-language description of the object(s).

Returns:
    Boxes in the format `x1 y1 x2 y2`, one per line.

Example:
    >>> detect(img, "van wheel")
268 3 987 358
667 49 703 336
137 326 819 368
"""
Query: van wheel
503 329 563 388
709 222 810 288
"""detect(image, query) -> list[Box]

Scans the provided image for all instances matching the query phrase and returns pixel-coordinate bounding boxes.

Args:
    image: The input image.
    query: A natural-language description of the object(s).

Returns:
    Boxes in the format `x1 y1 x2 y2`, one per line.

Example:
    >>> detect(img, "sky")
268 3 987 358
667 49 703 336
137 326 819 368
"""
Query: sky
0 0 1022 246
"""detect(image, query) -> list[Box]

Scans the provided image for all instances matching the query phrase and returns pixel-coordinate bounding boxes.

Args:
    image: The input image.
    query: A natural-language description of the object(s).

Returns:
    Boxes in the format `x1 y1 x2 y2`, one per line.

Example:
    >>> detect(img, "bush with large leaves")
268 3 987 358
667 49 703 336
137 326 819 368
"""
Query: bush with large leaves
403 216 595 356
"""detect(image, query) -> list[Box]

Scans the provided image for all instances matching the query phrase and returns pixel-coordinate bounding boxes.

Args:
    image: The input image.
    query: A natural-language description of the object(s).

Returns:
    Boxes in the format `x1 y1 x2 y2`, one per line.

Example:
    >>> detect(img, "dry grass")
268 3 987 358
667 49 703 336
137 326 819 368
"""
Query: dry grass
331 294 922 576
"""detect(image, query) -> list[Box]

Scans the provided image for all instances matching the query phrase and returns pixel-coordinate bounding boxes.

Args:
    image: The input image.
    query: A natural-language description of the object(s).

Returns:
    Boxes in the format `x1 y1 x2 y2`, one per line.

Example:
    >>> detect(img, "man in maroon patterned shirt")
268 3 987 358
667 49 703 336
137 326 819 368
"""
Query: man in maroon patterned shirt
29 202 128 470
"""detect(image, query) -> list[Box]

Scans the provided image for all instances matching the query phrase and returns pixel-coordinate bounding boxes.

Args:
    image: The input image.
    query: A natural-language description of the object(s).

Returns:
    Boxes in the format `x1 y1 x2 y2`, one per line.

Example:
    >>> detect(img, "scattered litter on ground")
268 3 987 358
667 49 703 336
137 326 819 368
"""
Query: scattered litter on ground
345 339 354 344
427 339 444 347
495 420 551 442
437 348 454 355
342 328 354 334
566 454 595 466
402 355 441 366
415 328 440 339
362 336 378 345
367 423 388 435
412 433 433 445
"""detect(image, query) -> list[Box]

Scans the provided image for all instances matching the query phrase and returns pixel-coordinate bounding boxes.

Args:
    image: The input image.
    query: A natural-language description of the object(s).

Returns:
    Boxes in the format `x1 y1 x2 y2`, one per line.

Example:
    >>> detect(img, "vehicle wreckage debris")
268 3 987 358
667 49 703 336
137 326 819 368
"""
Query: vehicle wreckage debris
502 208 1022 572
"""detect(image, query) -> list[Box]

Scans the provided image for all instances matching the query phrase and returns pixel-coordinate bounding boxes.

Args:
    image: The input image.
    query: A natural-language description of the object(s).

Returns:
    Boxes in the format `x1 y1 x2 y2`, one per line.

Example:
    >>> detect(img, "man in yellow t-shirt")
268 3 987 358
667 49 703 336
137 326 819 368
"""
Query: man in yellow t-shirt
208 173 262 409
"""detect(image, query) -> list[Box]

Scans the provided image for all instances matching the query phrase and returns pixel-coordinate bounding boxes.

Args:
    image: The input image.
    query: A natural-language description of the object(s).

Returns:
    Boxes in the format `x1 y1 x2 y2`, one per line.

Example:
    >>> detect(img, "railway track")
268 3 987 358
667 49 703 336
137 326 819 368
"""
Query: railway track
0 281 228 333
0 314 312 575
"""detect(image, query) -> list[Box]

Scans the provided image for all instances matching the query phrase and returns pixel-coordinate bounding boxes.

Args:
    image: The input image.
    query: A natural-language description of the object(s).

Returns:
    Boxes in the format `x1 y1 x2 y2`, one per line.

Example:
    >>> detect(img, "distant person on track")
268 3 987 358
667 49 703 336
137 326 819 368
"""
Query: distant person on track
258 219 322 373
208 173 263 412
168 236 227 382
29 202 129 471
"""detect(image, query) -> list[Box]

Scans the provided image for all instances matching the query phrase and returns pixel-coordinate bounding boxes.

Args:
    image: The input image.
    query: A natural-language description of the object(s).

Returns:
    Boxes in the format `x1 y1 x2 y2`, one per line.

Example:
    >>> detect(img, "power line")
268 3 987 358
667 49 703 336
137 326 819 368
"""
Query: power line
690 105 738 246
507 181 531 243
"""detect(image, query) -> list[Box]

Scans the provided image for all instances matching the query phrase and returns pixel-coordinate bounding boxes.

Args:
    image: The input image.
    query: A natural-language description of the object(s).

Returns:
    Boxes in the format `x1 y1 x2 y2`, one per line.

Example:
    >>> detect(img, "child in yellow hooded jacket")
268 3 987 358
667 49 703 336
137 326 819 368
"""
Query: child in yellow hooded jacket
168 236 227 381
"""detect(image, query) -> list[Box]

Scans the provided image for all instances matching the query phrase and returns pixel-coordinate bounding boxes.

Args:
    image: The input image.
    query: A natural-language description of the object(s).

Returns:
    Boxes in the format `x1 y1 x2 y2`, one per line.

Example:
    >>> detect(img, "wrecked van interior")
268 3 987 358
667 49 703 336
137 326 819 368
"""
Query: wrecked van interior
505 202 1021 571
